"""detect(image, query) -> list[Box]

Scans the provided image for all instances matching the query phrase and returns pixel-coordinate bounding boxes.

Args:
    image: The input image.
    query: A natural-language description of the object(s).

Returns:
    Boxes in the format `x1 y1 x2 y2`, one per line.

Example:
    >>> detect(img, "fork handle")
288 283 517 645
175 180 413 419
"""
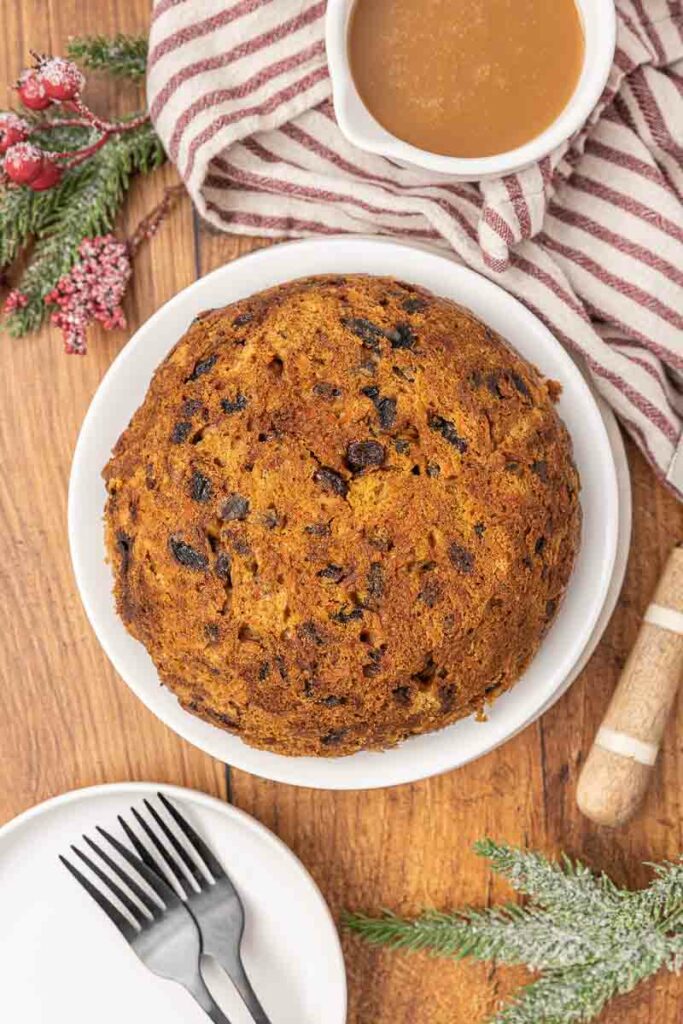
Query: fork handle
186 974 234 1024
221 959 272 1024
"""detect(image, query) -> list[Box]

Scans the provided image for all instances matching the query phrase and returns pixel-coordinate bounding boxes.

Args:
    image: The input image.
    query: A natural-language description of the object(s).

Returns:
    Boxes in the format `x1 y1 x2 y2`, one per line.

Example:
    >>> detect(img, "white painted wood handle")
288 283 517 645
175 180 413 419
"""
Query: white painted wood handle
576 545 683 828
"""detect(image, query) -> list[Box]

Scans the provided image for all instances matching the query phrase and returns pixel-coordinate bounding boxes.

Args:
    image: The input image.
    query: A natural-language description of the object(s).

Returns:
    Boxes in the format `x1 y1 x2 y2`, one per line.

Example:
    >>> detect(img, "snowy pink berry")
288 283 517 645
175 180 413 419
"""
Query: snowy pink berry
37 57 85 102
27 158 62 191
3 142 45 184
16 70 51 110
0 113 31 154
3 290 29 314
45 234 132 355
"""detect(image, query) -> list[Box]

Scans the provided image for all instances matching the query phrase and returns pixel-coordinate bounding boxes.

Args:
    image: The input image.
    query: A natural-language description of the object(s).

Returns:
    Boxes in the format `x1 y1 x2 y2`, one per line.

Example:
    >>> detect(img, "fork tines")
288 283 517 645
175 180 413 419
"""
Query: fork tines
59 827 178 940
115 793 226 899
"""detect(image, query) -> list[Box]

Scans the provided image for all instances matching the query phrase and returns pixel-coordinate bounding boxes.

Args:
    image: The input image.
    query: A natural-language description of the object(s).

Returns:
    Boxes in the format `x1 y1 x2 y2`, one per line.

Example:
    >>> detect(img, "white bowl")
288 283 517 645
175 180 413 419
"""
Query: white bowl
326 0 616 179
69 237 620 790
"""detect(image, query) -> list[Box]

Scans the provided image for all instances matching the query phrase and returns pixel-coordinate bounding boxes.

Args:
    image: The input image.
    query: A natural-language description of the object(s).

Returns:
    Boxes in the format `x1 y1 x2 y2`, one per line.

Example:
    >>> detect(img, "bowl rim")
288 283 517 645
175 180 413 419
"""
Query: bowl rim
326 0 617 179
68 235 620 790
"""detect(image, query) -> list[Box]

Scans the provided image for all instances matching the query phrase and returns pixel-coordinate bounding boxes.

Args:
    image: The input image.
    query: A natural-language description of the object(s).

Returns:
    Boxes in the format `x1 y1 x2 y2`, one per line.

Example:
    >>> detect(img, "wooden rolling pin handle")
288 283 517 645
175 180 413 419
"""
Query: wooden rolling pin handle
577 544 683 828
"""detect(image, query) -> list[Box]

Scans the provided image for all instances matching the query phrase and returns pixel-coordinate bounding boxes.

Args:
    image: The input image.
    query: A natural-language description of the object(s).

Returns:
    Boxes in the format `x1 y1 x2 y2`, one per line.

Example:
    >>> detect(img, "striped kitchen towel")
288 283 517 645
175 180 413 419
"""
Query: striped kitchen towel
148 0 683 498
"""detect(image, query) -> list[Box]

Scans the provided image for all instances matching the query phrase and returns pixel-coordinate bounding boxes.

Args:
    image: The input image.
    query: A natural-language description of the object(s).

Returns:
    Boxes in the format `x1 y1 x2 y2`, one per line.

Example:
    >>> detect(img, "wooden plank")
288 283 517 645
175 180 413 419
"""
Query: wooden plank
0 0 226 823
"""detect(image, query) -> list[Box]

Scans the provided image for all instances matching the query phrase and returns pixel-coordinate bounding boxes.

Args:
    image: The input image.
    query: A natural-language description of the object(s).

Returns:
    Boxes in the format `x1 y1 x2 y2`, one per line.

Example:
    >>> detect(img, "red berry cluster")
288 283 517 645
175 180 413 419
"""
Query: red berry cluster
17 57 84 110
45 234 131 355
1 52 147 193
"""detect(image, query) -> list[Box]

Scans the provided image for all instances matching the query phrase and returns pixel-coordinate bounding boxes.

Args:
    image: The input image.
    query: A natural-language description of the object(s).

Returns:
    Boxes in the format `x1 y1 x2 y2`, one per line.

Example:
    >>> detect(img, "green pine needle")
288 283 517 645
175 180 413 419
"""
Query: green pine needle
345 840 683 1024
66 34 148 80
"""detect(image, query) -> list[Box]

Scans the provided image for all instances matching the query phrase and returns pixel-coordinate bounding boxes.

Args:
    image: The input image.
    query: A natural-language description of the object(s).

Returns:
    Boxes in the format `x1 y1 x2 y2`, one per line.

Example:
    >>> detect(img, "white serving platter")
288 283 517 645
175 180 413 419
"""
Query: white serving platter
69 237 623 790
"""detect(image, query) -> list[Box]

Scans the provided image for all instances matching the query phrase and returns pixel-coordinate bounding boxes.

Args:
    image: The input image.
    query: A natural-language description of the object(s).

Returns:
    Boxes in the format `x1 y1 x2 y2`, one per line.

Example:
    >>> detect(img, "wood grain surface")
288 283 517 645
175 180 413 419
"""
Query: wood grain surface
1 4 681 1023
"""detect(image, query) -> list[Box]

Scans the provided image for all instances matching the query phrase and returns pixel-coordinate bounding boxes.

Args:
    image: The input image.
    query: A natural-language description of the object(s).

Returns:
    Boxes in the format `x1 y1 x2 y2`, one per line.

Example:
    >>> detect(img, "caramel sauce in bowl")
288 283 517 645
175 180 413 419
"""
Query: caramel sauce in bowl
326 0 616 179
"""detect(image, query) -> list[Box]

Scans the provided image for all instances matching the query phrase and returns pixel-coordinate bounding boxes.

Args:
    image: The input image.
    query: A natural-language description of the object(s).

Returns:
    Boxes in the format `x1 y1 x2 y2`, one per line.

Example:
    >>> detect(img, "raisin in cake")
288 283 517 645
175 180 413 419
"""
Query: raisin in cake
103 275 581 757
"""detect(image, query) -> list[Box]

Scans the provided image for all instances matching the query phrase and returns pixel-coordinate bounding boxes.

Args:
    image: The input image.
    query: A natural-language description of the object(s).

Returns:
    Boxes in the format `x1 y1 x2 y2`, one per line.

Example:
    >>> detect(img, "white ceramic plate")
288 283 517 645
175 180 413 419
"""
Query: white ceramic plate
0 783 346 1024
69 237 620 790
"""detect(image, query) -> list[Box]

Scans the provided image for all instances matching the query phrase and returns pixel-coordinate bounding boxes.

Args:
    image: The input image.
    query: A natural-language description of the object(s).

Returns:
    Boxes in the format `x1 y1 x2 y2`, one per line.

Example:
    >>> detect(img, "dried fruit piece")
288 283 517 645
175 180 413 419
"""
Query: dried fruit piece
428 414 468 453
331 605 364 623
215 553 232 582
317 564 346 583
486 372 503 399
305 522 331 536
313 466 349 497
298 620 326 646
531 460 549 482
386 322 416 350
169 537 208 570
221 494 250 521
366 562 385 601
312 382 342 399
115 531 132 573
190 471 212 503
188 354 217 380
377 396 397 429
346 440 385 473
341 316 384 352
171 421 192 444
262 508 282 529
511 372 530 398
392 685 412 705
182 399 204 416
321 694 346 707
394 438 410 454
361 386 397 429
449 543 474 574
321 728 347 746
402 297 428 313
418 578 441 607
258 660 270 681
221 392 248 414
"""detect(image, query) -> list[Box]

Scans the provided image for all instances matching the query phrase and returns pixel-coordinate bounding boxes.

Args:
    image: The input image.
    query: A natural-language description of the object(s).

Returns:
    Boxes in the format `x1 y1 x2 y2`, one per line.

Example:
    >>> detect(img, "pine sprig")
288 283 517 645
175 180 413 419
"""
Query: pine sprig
345 840 683 1024
5 120 164 336
66 34 148 80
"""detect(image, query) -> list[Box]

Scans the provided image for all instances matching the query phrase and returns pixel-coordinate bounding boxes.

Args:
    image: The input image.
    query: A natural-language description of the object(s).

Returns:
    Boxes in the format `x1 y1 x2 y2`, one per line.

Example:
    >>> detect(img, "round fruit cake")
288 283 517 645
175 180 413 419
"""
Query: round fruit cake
103 274 581 757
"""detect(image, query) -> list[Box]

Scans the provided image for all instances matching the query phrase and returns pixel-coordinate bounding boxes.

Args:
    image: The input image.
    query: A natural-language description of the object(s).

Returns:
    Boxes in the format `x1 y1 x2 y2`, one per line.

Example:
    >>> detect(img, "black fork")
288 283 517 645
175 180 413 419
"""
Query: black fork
60 826 232 1023
119 793 271 1024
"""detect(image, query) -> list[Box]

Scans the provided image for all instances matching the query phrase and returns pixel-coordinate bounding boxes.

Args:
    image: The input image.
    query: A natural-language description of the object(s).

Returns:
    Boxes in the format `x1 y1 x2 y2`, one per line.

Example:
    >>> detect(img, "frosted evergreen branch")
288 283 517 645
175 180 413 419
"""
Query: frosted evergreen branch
346 843 683 1024
67 34 148 80
473 839 622 918
492 950 669 1024
641 859 683 928
345 905 630 971
5 120 164 336
0 124 94 269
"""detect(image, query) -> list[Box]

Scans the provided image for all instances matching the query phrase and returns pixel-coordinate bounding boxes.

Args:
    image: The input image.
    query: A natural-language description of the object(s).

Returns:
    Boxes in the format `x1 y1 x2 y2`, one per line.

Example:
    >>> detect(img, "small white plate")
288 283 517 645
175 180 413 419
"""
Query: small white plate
69 237 620 790
0 783 346 1024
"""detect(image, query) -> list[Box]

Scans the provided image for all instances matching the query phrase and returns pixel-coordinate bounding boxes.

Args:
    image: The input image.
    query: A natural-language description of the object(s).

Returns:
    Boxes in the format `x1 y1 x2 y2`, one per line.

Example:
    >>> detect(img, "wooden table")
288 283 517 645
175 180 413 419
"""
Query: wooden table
1 5 681 1022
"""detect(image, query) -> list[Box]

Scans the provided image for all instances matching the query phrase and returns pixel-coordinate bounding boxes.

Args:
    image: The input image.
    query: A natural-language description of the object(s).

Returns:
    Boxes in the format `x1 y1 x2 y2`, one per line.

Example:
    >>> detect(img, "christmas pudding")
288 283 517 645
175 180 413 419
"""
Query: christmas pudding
103 274 581 757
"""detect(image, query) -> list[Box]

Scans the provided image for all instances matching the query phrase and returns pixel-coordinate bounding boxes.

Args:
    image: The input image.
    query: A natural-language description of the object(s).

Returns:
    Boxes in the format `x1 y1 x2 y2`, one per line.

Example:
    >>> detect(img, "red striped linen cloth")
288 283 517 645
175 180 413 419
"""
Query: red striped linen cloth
148 0 683 498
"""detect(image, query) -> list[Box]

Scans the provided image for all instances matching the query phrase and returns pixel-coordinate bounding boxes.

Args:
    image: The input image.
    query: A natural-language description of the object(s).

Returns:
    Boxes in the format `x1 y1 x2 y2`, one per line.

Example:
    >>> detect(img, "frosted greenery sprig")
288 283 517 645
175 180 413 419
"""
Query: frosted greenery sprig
66 34 148 81
345 839 683 1024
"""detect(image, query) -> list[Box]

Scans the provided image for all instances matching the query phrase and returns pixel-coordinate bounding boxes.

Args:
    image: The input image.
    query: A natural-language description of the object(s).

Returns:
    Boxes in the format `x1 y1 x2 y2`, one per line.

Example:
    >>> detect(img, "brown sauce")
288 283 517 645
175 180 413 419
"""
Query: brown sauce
348 0 585 158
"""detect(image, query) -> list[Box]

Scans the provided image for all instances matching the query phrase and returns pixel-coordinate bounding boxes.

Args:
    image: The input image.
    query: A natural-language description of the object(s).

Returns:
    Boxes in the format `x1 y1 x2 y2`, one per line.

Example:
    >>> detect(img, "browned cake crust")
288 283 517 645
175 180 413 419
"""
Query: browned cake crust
103 274 581 757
